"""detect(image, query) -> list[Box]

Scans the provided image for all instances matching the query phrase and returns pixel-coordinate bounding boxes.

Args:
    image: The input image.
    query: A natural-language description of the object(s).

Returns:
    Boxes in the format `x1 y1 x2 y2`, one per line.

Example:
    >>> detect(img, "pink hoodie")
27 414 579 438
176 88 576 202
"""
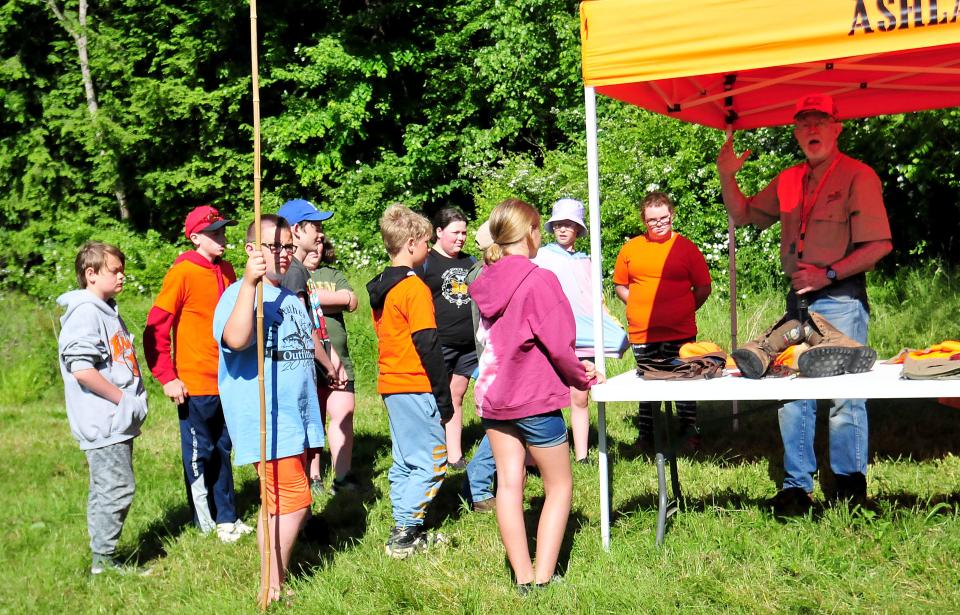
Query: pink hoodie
470 255 596 420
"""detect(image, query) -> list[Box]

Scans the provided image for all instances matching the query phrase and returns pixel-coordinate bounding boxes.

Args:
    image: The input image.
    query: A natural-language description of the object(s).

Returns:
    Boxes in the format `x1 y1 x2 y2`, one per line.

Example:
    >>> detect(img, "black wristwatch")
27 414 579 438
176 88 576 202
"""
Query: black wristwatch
825 266 838 282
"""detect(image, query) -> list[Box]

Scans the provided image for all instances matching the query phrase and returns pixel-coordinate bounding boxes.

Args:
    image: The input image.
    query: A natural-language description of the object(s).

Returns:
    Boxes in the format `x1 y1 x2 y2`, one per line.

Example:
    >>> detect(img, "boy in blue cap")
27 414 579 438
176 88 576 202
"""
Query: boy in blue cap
277 199 344 493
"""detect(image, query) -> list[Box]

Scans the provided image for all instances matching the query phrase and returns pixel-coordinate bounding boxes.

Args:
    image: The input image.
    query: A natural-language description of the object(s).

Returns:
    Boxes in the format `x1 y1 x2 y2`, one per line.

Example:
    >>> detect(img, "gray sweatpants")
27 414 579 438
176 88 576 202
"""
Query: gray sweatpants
84 440 135 557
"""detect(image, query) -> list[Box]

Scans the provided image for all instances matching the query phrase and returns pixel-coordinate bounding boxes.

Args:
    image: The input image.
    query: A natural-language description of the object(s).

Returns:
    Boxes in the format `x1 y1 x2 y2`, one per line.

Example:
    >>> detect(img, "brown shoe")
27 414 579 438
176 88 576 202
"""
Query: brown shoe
731 315 805 379
797 312 877 378
471 497 496 513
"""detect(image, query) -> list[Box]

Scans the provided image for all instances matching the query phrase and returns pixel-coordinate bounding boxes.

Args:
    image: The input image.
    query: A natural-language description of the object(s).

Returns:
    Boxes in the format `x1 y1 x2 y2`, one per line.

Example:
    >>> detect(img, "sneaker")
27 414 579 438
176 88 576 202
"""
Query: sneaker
385 526 429 559
767 487 813 517
91 554 151 577
574 456 591 465
330 473 365 495
232 520 254 535
216 521 250 543
447 458 468 472
471 497 497 513
310 478 325 499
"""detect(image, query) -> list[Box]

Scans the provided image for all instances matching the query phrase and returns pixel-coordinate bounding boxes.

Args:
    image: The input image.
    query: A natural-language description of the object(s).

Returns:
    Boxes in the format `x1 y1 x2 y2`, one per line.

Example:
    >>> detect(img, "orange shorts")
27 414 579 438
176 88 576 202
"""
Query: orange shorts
254 454 312 515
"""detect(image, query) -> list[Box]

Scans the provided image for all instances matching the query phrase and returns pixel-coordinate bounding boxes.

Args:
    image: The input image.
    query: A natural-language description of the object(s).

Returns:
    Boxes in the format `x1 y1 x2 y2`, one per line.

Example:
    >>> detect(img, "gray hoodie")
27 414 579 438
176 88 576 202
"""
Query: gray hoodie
57 289 148 450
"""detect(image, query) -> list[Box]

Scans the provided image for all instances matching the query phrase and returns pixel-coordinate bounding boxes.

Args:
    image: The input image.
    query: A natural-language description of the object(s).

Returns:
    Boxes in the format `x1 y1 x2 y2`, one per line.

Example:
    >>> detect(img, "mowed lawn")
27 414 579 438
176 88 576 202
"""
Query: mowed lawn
2 268 960 614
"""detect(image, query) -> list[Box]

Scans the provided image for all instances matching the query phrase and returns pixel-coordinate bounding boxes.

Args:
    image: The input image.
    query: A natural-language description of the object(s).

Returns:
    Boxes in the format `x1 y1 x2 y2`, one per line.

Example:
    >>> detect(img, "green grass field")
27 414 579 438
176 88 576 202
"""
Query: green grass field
2 267 959 614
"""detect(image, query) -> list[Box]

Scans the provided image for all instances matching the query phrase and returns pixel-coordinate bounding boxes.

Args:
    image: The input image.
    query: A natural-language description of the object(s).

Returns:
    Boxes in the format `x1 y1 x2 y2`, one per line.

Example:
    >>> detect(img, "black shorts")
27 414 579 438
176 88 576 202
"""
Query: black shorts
442 345 479 378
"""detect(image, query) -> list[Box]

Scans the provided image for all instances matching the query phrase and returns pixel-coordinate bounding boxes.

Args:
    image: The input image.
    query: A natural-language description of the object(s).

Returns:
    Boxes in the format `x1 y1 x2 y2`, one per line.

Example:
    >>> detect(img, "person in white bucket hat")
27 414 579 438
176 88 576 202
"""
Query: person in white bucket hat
534 198 628 464
544 198 588 238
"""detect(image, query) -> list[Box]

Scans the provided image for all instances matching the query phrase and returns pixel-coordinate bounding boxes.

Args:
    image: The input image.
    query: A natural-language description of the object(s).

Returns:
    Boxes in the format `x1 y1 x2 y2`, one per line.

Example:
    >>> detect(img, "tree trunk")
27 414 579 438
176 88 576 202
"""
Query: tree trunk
46 0 131 221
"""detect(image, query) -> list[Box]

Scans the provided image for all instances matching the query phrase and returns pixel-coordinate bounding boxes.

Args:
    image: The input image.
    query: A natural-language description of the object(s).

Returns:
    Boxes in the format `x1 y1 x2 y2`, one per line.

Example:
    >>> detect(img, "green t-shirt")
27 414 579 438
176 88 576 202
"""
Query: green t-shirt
309 266 354 381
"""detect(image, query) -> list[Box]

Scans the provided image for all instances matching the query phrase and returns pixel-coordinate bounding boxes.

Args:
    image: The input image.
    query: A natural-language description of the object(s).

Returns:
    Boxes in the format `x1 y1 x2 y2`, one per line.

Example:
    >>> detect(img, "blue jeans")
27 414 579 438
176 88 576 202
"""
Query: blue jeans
384 393 447 527
178 395 237 531
779 294 869 492
464 435 495 504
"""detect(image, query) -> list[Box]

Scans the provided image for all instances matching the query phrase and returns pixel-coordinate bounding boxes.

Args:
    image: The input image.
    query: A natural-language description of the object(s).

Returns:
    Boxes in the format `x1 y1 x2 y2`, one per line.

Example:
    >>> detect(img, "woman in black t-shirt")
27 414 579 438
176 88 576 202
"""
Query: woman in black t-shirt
417 207 478 468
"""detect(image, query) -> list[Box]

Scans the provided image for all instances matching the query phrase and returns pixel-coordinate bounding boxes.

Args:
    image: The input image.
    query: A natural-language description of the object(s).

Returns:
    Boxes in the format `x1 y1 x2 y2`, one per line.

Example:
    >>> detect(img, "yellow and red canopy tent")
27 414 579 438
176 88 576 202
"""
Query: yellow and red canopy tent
580 0 960 129
578 0 960 549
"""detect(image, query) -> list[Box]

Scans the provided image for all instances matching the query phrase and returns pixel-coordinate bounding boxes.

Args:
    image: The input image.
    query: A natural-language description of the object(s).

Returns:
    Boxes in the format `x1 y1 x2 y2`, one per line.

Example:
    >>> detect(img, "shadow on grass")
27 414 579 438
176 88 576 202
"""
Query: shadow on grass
294 422 500 579
873 491 960 513
608 397 960 491
423 421 495 528
293 432 391 574
130 500 194 564
509 501 588 580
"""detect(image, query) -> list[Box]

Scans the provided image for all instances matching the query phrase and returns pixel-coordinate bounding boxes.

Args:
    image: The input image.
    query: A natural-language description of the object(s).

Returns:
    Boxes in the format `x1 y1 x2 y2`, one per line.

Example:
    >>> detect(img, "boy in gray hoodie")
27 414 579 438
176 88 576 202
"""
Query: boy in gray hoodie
57 241 149 575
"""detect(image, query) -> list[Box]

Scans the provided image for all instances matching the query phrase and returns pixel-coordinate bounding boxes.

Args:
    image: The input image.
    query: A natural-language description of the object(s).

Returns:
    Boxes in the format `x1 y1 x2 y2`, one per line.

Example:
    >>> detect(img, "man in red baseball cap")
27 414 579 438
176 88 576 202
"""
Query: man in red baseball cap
144 205 253 542
716 94 893 516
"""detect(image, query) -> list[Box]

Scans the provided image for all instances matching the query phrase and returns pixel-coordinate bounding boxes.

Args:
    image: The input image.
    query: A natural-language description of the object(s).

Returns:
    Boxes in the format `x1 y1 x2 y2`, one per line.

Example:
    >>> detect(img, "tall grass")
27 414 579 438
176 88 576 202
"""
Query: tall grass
1 265 958 614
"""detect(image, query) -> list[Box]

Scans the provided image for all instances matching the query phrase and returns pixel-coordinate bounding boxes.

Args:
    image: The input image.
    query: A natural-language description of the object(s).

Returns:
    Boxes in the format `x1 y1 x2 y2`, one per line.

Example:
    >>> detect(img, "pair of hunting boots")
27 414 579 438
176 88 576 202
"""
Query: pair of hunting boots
732 311 877 379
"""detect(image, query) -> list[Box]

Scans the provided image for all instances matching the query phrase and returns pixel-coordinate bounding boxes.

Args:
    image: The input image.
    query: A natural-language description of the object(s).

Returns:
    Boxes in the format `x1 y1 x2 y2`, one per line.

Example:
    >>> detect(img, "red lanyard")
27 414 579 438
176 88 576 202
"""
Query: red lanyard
796 156 840 260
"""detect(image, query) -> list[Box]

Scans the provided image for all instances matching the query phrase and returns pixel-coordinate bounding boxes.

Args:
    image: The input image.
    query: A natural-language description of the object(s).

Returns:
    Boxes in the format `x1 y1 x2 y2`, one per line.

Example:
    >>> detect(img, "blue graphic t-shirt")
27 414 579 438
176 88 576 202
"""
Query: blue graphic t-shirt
213 281 324 466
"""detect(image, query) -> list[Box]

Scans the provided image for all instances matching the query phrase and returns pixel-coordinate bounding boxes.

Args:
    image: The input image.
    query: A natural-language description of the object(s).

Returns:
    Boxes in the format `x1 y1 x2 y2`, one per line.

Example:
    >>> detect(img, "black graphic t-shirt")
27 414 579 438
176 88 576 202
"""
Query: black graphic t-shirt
417 249 475 348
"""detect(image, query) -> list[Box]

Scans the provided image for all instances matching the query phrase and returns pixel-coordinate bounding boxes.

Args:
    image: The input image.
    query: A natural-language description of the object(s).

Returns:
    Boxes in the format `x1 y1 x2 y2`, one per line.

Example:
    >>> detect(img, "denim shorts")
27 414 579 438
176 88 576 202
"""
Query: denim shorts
482 410 568 448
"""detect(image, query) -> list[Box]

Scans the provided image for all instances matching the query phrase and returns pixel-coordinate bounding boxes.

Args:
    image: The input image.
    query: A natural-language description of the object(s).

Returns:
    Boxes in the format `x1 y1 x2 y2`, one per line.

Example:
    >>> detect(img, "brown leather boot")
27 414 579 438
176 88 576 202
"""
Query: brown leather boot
797 311 877 377
731 315 805 379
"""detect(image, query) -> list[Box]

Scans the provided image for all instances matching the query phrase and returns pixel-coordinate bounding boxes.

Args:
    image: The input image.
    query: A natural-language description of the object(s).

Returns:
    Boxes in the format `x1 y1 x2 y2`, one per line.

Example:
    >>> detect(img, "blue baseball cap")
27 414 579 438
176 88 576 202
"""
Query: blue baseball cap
277 199 333 225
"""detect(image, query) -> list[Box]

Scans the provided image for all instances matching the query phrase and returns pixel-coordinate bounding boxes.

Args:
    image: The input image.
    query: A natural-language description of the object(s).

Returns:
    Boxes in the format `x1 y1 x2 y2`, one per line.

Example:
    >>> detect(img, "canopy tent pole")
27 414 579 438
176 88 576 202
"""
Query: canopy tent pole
584 85 611 551
248 0 270 609
725 126 739 432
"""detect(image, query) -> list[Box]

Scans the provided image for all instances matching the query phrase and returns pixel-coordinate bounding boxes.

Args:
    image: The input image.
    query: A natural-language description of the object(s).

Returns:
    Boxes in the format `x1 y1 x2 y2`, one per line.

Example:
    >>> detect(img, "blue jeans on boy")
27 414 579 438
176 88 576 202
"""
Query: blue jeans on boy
779 294 870 493
178 395 238 532
464 435 495 504
384 393 447 527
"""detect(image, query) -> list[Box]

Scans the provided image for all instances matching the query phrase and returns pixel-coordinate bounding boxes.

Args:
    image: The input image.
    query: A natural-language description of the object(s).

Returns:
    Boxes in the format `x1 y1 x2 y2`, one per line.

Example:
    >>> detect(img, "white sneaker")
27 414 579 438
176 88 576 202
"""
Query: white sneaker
216 521 253 543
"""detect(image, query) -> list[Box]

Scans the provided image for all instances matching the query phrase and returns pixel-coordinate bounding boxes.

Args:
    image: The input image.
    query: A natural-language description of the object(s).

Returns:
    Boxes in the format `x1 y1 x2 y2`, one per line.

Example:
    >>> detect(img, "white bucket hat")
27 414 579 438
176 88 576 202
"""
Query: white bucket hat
544 198 587 237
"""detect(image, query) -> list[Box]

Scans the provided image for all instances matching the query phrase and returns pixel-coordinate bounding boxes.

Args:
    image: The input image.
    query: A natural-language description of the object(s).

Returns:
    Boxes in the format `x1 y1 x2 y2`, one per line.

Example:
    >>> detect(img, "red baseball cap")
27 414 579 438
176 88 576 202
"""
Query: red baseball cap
184 205 237 239
794 93 839 119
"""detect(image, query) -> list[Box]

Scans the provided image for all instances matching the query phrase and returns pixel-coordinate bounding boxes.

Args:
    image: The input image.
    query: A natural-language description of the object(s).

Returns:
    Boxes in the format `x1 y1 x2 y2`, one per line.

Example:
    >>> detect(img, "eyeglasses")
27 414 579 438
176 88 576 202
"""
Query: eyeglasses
795 117 834 130
260 243 296 254
644 215 672 227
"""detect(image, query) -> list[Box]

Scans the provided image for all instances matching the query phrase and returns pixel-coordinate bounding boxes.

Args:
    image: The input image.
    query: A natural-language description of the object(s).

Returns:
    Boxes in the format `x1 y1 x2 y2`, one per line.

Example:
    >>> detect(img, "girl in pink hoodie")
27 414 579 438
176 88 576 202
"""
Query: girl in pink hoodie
469 198 602 592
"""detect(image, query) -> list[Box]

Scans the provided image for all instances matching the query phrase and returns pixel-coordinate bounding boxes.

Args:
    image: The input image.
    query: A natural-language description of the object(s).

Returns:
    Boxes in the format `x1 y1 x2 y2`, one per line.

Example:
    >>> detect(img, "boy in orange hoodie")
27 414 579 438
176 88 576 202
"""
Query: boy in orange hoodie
144 205 253 542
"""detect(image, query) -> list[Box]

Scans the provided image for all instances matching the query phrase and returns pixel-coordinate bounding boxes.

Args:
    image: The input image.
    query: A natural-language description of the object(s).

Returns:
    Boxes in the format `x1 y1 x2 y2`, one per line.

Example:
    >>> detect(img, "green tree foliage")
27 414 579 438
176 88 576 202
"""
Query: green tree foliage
0 0 958 300
472 101 796 294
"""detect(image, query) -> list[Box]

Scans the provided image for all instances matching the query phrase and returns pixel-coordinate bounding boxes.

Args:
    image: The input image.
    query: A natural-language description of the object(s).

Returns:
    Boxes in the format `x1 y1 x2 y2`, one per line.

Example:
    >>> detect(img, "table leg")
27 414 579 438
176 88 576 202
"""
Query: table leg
665 402 683 508
598 401 610 551
653 401 683 546
655 451 668 545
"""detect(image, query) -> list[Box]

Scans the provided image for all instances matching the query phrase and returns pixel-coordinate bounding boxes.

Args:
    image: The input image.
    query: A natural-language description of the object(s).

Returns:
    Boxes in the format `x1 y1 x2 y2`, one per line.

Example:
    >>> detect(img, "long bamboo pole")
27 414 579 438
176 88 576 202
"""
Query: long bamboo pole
248 0 270 609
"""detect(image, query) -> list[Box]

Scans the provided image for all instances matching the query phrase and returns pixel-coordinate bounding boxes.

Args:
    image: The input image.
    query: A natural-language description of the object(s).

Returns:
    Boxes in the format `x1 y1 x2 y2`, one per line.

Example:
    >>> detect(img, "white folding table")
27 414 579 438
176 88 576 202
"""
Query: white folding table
589 362 960 548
